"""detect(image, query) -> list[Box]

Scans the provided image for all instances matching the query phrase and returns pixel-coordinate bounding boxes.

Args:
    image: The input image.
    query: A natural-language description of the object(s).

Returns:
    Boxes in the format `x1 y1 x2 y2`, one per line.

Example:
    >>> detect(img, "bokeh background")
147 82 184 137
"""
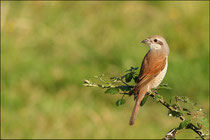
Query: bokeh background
1 1 209 139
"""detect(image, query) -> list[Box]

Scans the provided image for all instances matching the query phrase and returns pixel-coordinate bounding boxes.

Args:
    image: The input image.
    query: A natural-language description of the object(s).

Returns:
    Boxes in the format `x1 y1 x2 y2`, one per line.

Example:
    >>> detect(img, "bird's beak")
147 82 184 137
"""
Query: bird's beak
141 39 148 44
141 38 151 45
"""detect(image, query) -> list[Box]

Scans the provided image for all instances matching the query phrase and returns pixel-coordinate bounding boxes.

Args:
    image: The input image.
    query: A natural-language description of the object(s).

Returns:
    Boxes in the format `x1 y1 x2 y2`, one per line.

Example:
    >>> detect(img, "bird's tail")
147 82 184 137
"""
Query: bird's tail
129 87 147 125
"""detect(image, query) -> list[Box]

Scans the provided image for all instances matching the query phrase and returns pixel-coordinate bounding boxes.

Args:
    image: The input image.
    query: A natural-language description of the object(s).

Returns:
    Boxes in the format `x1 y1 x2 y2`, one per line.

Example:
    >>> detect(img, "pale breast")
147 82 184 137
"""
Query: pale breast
150 58 168 89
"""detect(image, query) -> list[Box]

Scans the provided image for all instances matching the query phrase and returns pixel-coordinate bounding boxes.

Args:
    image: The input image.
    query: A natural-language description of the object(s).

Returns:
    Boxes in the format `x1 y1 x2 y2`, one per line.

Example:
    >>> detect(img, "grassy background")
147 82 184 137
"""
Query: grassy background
1 1 209 139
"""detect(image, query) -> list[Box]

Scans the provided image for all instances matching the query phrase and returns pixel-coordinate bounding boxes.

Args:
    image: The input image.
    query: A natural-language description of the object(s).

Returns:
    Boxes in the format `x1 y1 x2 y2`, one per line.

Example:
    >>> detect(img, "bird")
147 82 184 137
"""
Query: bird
129 35 170 125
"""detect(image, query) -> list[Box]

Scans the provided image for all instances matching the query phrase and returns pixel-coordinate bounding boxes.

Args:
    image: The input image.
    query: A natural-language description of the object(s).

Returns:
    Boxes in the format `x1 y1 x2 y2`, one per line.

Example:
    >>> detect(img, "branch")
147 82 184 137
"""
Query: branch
148 92 205 140
83 67 209 139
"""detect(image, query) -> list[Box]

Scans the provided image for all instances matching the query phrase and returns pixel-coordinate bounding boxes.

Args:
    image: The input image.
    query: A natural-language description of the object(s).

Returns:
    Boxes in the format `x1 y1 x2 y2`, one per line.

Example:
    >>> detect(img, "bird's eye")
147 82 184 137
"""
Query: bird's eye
154 39 158 42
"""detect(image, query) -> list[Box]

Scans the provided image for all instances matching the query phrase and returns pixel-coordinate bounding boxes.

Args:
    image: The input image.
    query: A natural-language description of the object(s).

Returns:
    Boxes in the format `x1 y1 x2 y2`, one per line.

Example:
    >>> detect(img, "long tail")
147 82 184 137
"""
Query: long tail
129 87 147 125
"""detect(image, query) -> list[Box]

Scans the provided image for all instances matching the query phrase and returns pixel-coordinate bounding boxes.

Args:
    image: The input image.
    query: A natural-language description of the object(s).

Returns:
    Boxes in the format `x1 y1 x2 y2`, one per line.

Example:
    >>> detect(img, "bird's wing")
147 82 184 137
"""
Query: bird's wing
133 50 166 93
129 51 167 125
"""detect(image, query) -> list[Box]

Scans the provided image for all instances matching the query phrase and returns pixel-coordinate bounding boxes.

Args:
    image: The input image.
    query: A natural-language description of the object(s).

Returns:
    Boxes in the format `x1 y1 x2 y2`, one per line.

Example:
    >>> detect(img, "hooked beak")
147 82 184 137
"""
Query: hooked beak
141 38 150 44
141 38 152 45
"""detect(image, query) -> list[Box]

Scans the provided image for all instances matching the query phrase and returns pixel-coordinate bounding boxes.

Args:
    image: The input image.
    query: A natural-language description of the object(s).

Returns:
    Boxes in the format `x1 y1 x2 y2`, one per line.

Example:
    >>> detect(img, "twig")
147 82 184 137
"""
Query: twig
175 96 183 111
83 76 207 139
119 77 132 86
148 92 205 139
164 128 177 139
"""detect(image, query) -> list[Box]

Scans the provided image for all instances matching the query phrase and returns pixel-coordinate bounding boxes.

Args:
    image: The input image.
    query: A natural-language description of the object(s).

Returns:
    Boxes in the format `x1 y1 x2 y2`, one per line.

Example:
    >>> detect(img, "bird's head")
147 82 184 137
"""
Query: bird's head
141 35 169 54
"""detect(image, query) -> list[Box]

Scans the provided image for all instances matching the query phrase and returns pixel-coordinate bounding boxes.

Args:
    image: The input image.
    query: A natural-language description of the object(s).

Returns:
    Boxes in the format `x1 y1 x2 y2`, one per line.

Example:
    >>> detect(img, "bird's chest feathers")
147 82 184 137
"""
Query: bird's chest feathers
150 58 168 88
149 44 161 50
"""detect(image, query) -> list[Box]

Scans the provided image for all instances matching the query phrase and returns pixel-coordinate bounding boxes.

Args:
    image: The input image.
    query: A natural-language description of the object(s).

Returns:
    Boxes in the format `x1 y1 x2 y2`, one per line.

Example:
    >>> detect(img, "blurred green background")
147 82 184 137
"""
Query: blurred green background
1 1 209 139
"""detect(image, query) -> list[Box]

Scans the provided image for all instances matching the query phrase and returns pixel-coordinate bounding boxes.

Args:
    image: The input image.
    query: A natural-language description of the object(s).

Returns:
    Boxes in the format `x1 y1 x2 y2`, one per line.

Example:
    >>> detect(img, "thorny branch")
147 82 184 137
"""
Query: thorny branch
148 92 205 140
83 67 209 139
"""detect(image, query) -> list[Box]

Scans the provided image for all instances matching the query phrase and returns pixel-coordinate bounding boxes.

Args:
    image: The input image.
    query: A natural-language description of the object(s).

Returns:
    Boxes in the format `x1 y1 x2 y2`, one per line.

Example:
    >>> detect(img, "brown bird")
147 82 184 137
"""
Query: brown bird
129 35 169 125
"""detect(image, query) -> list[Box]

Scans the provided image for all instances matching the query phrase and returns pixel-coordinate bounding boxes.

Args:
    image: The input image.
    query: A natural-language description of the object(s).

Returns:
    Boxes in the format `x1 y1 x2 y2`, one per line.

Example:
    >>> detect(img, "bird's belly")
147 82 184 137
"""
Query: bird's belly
150 60 168 89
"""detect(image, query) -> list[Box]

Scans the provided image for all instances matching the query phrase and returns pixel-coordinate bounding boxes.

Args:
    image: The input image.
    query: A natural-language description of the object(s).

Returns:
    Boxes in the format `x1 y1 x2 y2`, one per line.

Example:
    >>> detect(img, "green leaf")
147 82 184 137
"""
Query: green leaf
183 108 190 112
116 99 126 106
126 66 138 72
105 88 119 94
168 110 183 117
140 94 149 106
131 67 138 71
133 76 139 83
171 104 178 110
154 94 163 101
118 85 133 91
125 73 133 82
177 96 191 104
178 120 191 130
183 108 191 115
169 96 176 104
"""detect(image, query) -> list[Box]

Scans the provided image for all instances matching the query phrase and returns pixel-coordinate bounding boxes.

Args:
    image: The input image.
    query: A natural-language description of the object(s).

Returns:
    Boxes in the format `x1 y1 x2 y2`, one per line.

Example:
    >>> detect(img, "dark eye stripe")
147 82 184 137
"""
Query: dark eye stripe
157 40 163 45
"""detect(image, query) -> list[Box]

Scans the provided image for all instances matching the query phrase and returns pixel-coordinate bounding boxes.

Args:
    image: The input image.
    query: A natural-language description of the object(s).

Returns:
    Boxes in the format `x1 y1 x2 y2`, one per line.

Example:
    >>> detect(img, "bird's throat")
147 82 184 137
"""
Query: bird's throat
149 44 161 50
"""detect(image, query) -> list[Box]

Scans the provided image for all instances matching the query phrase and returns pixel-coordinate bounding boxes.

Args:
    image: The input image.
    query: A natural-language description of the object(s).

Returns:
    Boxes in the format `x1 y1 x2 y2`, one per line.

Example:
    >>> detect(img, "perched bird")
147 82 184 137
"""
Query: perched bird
129 35 170 125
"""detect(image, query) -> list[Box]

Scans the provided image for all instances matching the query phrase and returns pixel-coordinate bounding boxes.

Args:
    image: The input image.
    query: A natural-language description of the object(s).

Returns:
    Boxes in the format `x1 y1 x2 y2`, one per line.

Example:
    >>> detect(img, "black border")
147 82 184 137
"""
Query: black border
0 0 209 140
1 0 210 1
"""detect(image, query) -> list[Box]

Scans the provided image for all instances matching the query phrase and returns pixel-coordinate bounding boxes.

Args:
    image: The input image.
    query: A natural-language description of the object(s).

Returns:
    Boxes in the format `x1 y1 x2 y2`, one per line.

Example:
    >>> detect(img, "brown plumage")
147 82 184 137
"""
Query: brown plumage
129 35 169 125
